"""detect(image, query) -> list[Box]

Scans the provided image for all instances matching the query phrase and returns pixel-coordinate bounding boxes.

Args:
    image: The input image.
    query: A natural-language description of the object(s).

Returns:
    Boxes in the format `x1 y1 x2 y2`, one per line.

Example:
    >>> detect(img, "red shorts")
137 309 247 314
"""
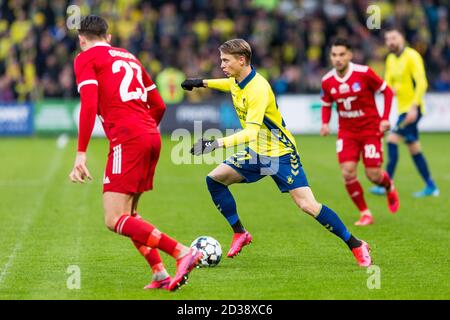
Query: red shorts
336 134 383 167
103 133 161 194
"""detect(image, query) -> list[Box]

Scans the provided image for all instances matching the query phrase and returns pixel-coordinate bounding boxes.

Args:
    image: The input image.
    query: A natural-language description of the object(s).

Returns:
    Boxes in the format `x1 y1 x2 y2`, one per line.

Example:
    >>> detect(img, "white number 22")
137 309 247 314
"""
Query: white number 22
112 60 147 103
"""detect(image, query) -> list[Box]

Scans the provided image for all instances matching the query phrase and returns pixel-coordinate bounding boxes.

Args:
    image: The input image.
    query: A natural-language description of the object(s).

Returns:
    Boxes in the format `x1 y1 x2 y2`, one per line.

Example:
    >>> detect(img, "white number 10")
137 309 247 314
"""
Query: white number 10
112 60 147 103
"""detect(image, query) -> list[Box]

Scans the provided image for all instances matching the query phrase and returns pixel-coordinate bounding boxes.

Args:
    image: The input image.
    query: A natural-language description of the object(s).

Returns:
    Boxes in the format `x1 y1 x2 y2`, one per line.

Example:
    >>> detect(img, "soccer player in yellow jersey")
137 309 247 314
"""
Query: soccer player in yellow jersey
181 39 372 267
370 28 439 198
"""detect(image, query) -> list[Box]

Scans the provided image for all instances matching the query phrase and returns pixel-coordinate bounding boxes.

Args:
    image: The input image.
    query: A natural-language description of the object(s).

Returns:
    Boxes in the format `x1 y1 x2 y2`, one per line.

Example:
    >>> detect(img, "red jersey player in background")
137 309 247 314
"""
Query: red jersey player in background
68 15 202 291
320 38 399 226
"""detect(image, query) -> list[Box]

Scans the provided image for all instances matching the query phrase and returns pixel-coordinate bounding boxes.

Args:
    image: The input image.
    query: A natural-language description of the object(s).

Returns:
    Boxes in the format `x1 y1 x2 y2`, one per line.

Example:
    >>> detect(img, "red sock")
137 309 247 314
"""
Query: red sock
115 214 186 259
345 178 368 212
377 171 392 190
133 242 166 273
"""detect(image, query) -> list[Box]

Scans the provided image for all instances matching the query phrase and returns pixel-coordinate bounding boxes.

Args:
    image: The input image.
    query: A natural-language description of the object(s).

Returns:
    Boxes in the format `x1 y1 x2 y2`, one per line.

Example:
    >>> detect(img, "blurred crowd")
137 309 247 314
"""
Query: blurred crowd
0 0 449 103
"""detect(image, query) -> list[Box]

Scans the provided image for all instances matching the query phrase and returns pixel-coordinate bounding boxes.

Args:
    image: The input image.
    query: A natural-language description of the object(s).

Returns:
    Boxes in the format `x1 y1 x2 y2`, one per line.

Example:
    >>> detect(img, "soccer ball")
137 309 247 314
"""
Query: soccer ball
190 236 222 267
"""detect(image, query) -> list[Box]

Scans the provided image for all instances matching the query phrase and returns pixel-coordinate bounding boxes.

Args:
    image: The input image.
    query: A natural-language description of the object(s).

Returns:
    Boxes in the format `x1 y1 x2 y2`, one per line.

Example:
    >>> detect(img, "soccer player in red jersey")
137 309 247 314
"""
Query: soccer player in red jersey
320 38 399 226
68 15 201 291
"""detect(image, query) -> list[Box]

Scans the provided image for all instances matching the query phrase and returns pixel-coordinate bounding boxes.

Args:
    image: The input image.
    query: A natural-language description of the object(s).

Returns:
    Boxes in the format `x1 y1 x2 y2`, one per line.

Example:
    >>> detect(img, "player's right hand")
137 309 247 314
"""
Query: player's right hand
181 79 204 91
320 124 330 136
190 139 219 155
379 120 391 133
69 152 93 183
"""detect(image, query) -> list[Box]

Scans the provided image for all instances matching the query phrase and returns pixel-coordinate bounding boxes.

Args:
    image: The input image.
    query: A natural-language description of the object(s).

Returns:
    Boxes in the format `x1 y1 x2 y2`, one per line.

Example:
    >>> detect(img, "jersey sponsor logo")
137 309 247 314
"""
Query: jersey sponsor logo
338 109 365 118
331 88 337 94
339 83 350 94
336 96 357 110
352 82 361 92
236 108 247 121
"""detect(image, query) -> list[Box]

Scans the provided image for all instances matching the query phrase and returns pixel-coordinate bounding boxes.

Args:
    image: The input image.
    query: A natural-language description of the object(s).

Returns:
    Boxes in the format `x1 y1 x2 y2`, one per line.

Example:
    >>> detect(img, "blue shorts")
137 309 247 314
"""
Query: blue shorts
224 147 309 193
393 110 422 144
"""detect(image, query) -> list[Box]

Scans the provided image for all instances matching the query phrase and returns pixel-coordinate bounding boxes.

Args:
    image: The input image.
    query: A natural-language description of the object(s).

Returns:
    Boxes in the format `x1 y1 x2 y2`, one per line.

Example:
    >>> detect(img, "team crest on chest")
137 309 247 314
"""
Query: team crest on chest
339 83 350 94
331 88 337 94
352 82 361 92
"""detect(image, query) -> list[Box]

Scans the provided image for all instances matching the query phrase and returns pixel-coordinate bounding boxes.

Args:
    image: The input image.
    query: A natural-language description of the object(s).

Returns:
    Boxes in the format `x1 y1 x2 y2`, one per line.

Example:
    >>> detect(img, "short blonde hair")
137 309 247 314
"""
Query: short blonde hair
219 39 252 65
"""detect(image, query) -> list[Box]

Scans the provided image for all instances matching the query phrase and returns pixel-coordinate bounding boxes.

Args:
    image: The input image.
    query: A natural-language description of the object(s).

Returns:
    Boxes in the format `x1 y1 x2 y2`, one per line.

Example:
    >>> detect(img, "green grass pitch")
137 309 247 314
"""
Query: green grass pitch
0 134 448 299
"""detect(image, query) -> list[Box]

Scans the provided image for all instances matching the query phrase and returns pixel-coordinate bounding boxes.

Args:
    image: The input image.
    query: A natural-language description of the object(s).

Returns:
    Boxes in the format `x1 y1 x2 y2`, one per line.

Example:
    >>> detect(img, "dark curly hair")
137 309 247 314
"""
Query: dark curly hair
78 15 108 40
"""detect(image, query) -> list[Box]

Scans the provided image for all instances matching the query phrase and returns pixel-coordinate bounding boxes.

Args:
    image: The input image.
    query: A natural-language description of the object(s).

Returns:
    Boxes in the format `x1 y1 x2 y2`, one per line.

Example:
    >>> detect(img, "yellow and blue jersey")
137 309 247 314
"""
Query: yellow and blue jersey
207 67 297 157
385 47 428 114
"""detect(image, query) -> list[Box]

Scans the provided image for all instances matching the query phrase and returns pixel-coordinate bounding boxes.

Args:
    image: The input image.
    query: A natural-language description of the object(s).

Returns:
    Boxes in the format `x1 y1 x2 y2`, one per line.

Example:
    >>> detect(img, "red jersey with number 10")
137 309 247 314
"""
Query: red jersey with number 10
321 63 387 136
74 43 159 142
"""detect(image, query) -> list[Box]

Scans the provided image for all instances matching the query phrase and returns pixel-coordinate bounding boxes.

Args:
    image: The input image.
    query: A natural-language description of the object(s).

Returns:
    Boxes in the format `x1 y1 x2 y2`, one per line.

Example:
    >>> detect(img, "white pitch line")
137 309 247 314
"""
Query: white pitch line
0 149 65 287
0 180 43 187
0 244 21 285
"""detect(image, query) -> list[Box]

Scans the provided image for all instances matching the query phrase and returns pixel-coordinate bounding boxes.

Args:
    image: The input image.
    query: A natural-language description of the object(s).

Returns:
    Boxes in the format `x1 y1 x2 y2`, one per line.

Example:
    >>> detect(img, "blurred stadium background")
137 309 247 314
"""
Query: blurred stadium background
0 1 449 300
0 0 449 136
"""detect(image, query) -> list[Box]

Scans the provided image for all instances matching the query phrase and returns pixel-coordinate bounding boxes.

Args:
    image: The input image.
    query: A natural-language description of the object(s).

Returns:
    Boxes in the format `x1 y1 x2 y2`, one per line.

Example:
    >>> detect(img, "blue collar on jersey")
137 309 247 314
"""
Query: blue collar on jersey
236 66 256 89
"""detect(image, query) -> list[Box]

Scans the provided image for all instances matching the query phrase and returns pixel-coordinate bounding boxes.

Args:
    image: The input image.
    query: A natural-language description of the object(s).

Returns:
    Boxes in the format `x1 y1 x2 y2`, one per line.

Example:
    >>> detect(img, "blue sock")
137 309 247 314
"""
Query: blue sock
386 142 399 179
206 176 241 229
315 205 351 242
412 152 435 188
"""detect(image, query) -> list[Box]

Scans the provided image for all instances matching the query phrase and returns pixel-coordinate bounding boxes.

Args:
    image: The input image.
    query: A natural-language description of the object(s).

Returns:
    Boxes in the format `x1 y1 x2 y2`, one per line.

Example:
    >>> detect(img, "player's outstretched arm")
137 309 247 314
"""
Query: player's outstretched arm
190 122 260 156
320 107 331 136
410 50 428 109
181 79 205 91
69 152 92 183
190 139 220 156
69 82 97 183
320 81 333 136
181 78 231 92
380 85 394 132
147 88 166 125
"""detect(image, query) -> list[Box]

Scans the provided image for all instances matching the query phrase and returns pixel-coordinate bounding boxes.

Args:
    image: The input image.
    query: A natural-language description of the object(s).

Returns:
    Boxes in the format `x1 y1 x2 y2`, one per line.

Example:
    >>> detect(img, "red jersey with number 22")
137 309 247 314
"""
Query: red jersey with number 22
321 63 387 137
74 43 158 143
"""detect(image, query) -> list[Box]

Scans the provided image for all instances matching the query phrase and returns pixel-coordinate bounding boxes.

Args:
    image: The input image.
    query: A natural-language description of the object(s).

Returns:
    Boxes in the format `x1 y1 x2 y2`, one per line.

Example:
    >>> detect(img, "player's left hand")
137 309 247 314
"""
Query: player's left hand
320 124 330 136
379 120 391 133
181 79 204 91
191 139 219 155
404 105 419 124
69 152 93 183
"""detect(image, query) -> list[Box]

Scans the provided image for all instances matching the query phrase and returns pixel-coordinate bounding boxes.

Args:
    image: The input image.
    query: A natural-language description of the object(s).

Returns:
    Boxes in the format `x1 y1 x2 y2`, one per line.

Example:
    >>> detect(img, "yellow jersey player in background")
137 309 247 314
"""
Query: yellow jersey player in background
181 39 372 267
370 28 439 198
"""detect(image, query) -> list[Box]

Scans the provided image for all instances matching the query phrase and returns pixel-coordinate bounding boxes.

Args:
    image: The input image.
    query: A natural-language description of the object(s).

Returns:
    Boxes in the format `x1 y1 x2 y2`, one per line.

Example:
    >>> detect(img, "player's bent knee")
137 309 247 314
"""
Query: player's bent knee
365 169 382 183
343 172 357 182
387 134 400 144
104 214 121 232
206 175 224 191
207 169 241 186
342 168 357 182
408 142 421 155
206 174 226 187
297 199 320 216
